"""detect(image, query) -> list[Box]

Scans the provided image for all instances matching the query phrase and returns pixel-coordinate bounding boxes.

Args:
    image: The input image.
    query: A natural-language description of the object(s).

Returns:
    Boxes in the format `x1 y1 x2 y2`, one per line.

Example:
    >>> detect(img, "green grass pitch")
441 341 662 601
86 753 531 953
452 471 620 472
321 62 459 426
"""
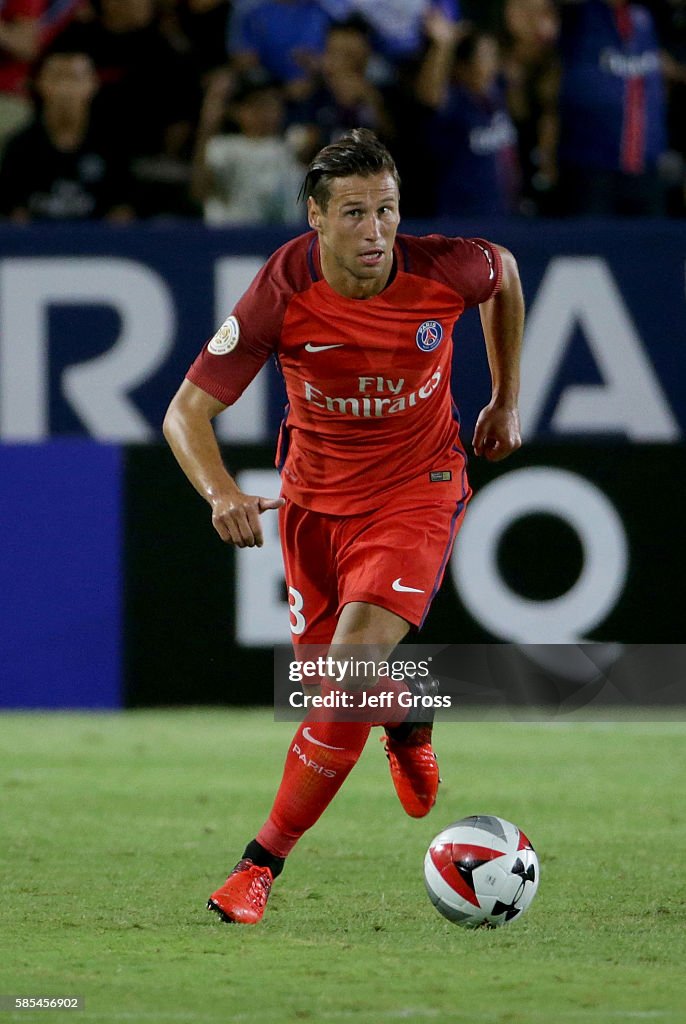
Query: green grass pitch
1 709 685 1024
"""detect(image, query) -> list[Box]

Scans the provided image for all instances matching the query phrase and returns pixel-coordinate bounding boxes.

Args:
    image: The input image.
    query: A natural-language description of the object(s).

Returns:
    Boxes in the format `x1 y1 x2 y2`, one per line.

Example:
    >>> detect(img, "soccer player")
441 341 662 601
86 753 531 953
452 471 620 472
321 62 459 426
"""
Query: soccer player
163 128 524 924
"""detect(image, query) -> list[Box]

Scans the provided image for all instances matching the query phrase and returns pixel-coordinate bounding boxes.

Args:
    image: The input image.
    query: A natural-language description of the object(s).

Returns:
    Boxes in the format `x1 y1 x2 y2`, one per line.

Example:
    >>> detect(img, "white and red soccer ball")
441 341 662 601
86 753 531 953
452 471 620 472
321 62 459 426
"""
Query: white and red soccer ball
424 815 539 928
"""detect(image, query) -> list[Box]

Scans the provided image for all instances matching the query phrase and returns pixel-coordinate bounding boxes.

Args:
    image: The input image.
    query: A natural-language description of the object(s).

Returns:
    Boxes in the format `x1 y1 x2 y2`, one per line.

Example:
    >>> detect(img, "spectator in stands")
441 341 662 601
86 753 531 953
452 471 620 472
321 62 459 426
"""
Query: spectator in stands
228 0 331 99
191 67 304 224
319 0 463 68
380 49 439 216
0 0 44 155
376 9 471 217
289 16 390 162
52 0 201 216
500 0 560 215
555 0 667 215
418 19 520 216
0 49 133 220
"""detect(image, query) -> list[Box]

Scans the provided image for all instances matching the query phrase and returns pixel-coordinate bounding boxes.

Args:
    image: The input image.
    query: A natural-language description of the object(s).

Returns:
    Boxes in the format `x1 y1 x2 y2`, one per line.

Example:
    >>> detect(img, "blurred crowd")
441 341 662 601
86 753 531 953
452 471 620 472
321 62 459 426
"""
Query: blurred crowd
0 0 684 223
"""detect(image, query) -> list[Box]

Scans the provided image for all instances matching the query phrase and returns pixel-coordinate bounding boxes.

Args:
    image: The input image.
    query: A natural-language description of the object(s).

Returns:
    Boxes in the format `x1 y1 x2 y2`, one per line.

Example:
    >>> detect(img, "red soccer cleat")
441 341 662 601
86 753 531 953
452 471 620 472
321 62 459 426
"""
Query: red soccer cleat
207 859 274 924
383 725 439 818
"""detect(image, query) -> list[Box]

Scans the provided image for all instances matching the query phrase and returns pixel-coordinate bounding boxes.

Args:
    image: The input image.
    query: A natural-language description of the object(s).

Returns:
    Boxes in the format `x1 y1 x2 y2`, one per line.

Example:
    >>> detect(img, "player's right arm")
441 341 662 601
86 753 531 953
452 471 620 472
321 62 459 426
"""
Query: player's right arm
163 379 283 548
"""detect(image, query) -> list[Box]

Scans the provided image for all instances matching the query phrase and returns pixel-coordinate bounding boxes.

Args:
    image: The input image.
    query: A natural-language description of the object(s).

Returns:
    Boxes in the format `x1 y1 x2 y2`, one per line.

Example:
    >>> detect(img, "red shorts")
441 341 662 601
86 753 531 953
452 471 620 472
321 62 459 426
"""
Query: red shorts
279 494 468 646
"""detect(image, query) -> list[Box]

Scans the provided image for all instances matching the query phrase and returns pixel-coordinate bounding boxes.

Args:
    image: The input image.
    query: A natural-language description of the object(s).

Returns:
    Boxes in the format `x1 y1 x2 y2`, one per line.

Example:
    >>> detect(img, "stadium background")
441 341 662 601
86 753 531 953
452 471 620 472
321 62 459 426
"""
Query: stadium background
0 217 683 709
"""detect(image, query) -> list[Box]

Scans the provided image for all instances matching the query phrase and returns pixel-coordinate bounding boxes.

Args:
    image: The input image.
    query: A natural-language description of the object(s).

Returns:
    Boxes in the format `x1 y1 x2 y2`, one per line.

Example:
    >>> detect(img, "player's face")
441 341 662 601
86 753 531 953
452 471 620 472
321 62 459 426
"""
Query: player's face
308 172 400 299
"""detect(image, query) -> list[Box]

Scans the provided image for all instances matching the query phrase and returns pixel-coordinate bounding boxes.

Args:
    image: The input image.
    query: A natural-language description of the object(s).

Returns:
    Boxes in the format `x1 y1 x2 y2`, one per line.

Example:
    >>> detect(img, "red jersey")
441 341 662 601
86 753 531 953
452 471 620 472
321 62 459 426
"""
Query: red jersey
187 231 502 514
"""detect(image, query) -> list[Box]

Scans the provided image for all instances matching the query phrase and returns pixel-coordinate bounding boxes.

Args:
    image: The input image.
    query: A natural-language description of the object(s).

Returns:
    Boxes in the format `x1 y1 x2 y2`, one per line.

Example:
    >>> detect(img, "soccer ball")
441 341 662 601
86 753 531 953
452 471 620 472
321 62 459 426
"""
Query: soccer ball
424 815 539 928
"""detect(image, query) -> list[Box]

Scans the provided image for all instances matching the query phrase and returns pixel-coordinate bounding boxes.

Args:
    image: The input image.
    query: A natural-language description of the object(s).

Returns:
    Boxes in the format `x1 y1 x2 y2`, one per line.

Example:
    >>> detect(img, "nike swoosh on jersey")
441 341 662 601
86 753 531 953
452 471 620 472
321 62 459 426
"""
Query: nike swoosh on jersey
304 343 345 352
302 725 345 750
392 578 425 594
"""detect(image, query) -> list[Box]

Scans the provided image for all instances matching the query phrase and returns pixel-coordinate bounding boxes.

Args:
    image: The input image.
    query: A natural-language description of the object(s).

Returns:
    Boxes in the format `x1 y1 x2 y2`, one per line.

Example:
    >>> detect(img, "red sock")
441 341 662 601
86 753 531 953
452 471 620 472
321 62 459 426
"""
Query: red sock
256 716 371 858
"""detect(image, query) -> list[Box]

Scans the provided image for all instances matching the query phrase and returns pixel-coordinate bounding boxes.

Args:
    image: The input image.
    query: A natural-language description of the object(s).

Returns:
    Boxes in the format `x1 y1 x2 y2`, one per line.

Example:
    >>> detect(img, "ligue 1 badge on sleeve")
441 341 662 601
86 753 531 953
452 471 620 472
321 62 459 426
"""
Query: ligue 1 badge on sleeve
208 315 240 355
416 320 443 352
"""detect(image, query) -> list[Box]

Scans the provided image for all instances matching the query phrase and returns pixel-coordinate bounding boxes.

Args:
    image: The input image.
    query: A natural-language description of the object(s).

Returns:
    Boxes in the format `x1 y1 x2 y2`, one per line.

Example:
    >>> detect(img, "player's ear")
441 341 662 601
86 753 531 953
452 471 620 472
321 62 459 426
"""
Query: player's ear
307 196 321 231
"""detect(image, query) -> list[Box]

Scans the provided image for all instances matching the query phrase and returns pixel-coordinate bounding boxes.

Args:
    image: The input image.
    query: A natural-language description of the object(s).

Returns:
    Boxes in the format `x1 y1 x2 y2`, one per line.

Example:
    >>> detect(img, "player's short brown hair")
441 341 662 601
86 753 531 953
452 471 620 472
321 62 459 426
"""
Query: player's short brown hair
300 128 400 210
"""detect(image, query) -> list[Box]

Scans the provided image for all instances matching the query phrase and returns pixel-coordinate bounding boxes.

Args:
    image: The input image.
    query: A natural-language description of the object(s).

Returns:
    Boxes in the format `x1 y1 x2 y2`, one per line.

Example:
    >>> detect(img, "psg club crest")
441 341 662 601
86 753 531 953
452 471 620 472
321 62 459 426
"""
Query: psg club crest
416 320 443 352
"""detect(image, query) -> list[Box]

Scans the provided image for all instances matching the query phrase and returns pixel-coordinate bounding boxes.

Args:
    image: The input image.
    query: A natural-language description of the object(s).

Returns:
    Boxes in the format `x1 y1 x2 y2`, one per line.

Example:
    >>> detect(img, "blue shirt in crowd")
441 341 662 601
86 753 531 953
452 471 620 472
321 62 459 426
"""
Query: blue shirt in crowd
559 0 666 173
430 82 518 217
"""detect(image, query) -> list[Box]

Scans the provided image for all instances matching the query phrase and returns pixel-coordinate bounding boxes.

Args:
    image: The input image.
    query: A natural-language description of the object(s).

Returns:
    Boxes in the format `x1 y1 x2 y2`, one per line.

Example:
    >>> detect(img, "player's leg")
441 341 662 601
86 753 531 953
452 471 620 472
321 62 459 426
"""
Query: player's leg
207 499 463 923
243 606 407 874
333 497 467 818
207 702 374 924
330 599 440 818
330 599 410 649
208 502 372 924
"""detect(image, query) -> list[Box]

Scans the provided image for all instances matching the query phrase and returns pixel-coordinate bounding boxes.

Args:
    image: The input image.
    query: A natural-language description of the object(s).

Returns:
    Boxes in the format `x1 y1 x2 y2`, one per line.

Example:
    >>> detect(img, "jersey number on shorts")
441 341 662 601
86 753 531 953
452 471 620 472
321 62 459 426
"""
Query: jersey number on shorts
288 586 306 635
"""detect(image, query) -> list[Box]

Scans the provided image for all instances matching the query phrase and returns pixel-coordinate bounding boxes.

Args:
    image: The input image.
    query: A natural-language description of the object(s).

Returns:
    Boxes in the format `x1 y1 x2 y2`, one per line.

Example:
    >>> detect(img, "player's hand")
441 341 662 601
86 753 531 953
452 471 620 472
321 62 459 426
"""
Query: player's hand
210 491 285 547
472 401 522 462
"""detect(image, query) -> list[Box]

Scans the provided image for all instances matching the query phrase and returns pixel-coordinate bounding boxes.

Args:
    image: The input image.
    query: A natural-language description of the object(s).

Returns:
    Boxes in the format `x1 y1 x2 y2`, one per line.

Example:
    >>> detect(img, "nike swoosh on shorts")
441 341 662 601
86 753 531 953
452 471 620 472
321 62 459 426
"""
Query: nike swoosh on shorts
392 578 425 594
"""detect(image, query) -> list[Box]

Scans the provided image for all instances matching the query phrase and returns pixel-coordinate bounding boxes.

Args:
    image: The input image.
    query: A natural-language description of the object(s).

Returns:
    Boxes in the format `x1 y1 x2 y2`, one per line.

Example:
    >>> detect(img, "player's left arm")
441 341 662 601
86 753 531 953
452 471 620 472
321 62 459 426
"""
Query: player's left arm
472 245 524 462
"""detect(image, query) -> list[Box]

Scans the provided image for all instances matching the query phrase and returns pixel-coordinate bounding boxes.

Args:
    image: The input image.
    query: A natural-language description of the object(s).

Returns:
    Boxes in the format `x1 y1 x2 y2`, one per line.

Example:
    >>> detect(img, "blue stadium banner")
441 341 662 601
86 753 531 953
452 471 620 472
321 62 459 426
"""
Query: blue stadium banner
0 442 122 708
1 439 683 707
0 219 682 445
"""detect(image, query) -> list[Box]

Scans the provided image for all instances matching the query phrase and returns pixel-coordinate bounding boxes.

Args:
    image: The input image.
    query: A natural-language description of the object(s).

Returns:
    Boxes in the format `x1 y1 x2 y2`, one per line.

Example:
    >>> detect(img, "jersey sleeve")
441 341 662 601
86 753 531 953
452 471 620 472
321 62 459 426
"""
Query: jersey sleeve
185 244 298 407
406 234 503 307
